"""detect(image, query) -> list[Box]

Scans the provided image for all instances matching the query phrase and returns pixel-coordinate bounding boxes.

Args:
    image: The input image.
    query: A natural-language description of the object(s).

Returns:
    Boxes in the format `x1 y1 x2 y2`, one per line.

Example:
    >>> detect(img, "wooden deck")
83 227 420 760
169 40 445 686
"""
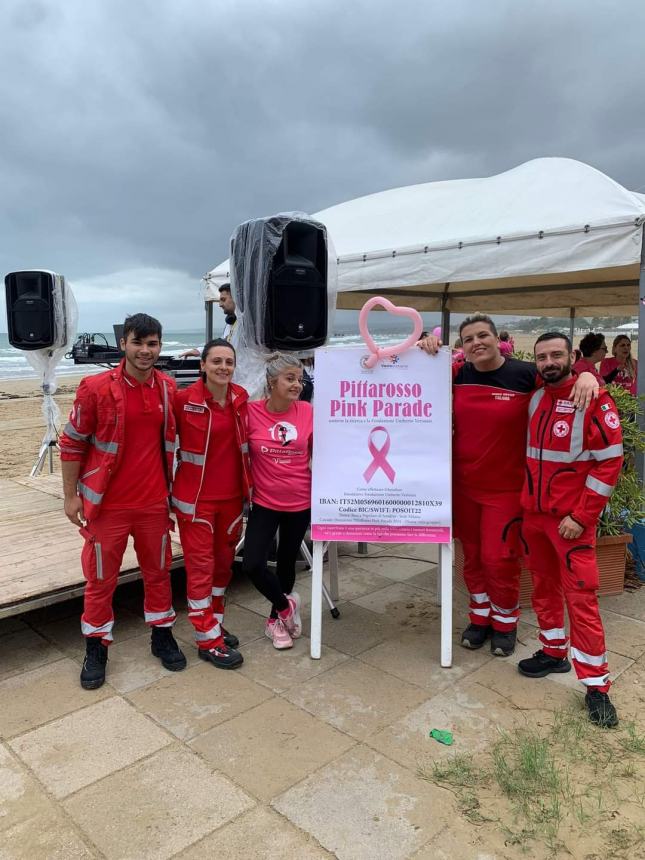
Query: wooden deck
0 475 184 618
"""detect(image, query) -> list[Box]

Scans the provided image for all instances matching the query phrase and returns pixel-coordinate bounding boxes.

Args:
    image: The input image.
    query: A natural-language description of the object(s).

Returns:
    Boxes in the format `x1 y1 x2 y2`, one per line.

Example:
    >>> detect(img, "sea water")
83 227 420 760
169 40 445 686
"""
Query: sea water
0 330 409 382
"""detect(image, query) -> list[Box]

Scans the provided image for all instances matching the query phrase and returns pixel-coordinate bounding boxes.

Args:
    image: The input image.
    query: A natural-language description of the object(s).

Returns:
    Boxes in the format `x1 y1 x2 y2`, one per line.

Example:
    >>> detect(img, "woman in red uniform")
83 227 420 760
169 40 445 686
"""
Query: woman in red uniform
243 353 313 650
600 334 638 395
172 339 252 669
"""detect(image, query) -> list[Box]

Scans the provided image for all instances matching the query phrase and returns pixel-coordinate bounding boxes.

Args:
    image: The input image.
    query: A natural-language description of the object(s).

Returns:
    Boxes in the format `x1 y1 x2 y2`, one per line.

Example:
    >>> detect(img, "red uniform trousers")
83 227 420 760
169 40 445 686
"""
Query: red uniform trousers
177 497 243 650
81 501 175 644
454 485 522 632
523 512 610 692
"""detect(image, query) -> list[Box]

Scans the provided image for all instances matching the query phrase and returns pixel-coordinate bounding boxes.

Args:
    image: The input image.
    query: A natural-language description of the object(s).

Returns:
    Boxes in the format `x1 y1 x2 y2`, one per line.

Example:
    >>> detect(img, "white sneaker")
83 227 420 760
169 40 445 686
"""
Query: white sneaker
266 618 293 650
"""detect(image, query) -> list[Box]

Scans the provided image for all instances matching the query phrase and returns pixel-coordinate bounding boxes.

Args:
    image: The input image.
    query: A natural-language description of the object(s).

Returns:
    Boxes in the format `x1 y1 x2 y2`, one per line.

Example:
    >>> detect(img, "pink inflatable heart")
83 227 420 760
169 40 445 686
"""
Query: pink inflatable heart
358 296 424 369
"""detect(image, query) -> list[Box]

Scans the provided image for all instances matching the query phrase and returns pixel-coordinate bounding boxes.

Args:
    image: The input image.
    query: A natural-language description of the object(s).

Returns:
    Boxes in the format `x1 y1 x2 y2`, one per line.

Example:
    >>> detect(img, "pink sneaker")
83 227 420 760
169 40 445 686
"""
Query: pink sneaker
267 617 293 650
284 592 302 639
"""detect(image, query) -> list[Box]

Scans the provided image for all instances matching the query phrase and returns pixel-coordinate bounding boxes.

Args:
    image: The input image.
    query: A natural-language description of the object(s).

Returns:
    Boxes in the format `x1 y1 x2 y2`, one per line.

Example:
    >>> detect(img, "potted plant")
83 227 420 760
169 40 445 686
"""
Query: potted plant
457 384 645 603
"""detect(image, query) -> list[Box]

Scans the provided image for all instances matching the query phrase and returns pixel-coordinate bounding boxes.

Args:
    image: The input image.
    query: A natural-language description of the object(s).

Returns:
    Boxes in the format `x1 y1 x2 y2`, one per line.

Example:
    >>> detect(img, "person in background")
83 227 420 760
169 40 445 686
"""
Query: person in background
573 332 607 383
518 332 622 728
171 339 251 669
60 313 186 689
178 283 238 358
218 284 238 342
243 353 313 649
498 329 515 357
417 315 598 659
600 335 638 396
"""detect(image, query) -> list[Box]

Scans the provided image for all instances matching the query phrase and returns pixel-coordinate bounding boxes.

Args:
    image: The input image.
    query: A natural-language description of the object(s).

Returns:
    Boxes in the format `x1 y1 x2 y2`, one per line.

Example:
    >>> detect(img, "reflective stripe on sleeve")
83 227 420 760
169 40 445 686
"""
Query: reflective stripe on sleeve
78 482 103 504
571 647 608 667
64 422 90 442
584 476 614 497
591 443 623 461
91 436 118 454
179 451 205 465
160 534 167 568
171 496 195 515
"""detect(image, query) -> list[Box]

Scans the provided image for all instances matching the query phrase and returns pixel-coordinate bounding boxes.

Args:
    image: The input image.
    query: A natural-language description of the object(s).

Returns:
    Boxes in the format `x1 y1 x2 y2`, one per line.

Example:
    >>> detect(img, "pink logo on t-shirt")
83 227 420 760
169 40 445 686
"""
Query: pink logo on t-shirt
268 421 298 446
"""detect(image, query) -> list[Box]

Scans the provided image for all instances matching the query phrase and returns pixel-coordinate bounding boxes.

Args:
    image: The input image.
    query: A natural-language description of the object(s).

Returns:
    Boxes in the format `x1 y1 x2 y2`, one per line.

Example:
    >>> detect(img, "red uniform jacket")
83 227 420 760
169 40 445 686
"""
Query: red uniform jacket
521 377 623 528
59 361 177 520
171 379 252 519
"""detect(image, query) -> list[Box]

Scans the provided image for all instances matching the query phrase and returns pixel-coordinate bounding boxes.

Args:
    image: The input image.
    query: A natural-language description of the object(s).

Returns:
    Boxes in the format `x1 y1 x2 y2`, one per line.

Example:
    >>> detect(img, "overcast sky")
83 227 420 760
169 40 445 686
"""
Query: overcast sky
1 0 644 333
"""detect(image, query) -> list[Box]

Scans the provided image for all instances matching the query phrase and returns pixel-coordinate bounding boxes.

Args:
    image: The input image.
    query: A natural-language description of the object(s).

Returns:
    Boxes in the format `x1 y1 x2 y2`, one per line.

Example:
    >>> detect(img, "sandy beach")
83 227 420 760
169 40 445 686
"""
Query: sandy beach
0 375 84 479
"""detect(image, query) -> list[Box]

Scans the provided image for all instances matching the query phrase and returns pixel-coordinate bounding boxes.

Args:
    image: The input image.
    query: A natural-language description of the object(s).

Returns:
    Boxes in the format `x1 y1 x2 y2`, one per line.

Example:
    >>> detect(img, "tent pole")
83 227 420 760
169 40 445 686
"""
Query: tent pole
441 285 450 345
637 231 645 480
569 308 575 342
204 300 213 343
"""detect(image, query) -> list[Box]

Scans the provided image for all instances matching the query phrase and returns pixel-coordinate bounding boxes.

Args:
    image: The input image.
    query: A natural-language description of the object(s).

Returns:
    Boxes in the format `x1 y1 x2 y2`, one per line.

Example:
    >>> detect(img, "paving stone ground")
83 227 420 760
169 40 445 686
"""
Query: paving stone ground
0 542 643 859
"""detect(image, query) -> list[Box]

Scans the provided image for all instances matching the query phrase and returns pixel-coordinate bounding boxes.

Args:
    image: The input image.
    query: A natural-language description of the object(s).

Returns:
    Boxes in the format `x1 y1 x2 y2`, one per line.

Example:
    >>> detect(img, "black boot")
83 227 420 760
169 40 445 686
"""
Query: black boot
491 629 517 657
221 627 239 648
198 643 244 669
460 623 491 649
518 649 571 678
80 637 108 690
151 627 187 671
585 690 619 728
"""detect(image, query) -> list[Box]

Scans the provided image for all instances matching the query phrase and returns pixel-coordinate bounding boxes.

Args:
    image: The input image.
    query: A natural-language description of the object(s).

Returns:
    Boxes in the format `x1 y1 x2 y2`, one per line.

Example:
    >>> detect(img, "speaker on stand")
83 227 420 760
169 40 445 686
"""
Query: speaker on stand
4 270 77 475
264 220 328 350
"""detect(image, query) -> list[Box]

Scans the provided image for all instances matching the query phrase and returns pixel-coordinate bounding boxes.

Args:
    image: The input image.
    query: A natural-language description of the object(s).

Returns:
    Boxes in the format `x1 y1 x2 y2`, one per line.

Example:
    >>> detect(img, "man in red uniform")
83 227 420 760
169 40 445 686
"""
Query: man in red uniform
60 313 186 689
419 315 597 659
519 332 622 727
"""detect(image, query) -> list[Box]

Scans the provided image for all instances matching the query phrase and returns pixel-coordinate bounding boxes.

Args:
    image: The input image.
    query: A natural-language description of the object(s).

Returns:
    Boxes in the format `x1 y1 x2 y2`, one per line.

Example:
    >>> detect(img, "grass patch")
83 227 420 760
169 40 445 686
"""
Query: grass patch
419 704 645 857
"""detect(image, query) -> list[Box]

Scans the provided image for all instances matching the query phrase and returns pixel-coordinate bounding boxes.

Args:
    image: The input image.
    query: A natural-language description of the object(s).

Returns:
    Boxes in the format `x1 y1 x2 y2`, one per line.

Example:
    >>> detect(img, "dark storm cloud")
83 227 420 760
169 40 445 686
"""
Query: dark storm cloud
1 0 644 328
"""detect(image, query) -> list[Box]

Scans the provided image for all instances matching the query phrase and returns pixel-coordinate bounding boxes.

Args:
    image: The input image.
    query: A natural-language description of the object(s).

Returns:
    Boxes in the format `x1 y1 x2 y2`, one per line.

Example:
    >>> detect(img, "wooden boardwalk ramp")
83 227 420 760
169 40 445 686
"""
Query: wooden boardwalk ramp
0 475 183 618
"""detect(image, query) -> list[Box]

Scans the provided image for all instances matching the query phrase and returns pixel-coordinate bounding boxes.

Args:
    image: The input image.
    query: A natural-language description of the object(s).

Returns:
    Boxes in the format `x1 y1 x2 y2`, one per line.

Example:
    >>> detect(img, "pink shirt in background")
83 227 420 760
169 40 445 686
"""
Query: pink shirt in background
247 399 313 511
600 356 638 396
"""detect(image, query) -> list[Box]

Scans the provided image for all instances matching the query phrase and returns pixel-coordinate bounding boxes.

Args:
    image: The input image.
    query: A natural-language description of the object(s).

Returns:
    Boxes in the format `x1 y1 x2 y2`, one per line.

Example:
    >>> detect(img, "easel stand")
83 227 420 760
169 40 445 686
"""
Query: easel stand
310 540 453 666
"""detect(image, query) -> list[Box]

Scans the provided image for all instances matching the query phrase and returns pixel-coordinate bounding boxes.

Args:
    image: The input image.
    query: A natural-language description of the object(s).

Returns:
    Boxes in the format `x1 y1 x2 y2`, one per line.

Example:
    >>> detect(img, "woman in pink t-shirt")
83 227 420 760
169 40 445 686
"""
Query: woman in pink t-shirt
243 353 313 650
600 335 638 396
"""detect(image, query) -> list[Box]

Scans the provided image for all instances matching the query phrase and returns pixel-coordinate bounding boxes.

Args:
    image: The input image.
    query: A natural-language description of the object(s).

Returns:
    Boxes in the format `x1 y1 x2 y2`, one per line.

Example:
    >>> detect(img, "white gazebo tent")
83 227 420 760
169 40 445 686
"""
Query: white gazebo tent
204 158 645 660
205 157 644 384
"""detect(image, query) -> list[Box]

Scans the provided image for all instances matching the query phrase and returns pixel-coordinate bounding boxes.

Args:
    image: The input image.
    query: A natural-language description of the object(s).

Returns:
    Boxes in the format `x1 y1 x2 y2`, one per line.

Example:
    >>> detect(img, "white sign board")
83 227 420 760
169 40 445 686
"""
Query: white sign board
312 346 452 543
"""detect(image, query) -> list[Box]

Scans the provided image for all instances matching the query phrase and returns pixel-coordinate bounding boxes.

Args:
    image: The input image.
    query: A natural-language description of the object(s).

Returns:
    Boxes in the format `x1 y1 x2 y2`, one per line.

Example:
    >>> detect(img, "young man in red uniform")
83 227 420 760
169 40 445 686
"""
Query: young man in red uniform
60 313 186 689
418 316 597 658
519 332 622 727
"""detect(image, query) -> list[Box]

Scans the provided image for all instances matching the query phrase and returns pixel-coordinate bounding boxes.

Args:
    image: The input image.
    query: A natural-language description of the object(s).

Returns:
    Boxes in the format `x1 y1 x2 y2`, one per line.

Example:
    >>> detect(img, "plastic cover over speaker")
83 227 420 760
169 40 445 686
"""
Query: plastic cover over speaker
229 212 337 398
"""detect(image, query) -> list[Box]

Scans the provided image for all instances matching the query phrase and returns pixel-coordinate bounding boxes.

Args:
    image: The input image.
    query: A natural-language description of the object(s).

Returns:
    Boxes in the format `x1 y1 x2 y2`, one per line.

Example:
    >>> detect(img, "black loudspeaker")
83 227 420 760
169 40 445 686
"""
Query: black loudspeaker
5 271 58 350
265 221 328 350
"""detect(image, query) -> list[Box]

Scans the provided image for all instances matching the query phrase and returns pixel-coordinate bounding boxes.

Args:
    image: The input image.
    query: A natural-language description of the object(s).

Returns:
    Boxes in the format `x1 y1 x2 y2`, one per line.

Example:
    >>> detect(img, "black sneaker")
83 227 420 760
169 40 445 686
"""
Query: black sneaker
460 623 491 649
151 627 187 671
222 627 239 649
585 690 619 728
198 643 244 670
491 629 517 657
80 637 108 690
518 649 571 678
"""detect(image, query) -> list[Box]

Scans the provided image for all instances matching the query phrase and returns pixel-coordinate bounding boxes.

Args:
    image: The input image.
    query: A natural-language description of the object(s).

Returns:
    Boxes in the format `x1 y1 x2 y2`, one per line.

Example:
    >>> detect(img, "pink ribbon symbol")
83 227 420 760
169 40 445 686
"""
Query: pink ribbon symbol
363 426 396 484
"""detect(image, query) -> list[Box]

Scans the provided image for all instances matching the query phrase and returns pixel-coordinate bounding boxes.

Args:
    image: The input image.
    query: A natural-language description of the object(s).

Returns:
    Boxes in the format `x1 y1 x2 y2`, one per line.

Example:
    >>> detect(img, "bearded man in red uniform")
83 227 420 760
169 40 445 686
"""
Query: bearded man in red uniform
518 332 622 728
60 313 186 689
419 315 597 658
